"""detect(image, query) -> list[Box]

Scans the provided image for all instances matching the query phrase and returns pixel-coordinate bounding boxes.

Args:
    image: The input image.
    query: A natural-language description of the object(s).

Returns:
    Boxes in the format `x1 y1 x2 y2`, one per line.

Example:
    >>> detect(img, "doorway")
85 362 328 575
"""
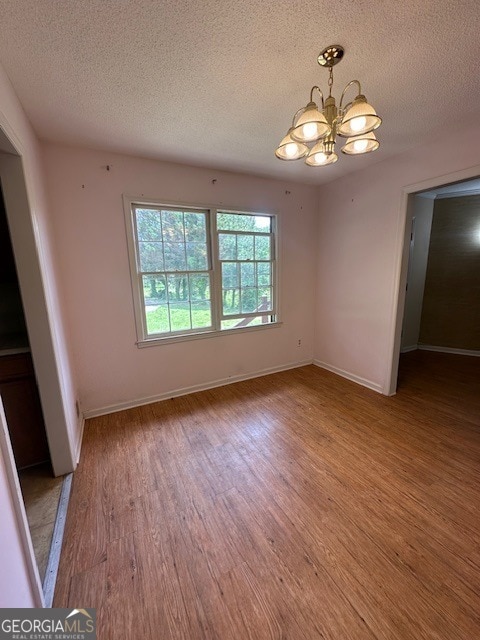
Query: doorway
0 183 64 592
0 126 75 606
0 130 76 475
0 186 50 468
388 171 480 395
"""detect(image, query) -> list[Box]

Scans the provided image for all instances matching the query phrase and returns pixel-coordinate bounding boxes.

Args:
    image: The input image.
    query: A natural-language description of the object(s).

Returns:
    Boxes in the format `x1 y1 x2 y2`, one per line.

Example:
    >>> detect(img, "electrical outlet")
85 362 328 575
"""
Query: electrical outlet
297 339 302 347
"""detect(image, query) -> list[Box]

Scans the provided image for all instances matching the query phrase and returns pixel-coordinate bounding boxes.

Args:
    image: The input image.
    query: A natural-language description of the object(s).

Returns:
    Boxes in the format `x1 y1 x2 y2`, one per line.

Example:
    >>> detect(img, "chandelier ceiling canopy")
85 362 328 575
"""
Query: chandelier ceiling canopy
275 45 382 167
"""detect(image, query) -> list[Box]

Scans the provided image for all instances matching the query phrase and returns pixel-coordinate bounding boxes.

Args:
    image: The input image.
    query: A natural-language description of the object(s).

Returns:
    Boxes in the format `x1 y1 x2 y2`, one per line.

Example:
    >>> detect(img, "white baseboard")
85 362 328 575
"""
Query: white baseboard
418 344 480 357
400 344 418 353
313 360 383 394
83 359 314 419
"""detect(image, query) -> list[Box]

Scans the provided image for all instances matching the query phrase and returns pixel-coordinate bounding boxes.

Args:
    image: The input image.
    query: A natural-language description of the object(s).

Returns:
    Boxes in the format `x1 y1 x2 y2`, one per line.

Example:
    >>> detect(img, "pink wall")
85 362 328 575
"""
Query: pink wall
315 119 480 393
43 144 318 413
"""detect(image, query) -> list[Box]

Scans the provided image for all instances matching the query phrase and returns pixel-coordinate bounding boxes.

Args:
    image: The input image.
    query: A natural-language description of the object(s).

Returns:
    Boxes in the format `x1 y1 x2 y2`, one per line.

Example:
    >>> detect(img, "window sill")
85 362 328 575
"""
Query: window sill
136 321 282 348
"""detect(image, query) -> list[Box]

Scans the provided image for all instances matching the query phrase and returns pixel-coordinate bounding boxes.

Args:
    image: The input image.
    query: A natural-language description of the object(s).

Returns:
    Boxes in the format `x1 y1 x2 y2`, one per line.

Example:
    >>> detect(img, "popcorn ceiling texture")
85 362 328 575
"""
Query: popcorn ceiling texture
0 0 479 185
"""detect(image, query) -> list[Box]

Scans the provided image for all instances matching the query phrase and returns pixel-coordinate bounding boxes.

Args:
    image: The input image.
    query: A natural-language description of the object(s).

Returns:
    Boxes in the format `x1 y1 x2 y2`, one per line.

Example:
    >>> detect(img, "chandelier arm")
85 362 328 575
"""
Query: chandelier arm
339 80 362 110
291 106 307 127
309 86 325 108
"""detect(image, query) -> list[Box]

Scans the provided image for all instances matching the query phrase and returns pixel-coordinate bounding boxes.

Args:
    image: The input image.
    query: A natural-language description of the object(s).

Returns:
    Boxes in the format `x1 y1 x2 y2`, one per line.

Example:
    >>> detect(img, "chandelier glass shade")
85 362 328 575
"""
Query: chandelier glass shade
341 131 379 155
275 128 309 160
337 95 381 137
275 45 382 167
291 102 330 143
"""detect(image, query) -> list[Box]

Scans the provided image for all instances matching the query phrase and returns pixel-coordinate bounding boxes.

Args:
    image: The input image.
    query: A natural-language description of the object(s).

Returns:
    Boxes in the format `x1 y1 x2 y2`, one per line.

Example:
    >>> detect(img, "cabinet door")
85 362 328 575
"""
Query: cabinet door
0 378 49 469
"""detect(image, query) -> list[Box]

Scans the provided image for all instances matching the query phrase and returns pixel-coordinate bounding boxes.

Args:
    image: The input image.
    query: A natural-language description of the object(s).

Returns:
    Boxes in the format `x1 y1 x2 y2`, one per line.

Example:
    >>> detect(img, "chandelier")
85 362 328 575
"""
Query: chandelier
275 45 382 167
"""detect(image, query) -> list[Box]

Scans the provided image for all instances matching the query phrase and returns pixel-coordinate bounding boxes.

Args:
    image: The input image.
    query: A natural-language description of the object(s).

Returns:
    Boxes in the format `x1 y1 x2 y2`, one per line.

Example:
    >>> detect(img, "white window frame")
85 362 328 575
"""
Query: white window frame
123 196 280 346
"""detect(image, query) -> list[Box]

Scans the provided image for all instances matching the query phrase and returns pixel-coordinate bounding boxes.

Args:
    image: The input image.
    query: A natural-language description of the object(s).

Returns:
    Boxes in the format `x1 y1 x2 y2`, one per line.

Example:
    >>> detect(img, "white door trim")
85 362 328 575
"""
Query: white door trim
0 397 44 607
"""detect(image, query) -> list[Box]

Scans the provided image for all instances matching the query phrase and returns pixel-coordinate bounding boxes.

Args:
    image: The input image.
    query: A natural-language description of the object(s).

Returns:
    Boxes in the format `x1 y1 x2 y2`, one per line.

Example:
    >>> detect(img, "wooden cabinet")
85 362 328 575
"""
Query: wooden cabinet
0 351 49 469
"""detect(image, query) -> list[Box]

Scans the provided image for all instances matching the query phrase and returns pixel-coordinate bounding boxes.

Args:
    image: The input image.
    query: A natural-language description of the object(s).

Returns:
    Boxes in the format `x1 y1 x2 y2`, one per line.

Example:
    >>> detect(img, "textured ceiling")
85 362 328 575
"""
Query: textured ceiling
0 1 479 185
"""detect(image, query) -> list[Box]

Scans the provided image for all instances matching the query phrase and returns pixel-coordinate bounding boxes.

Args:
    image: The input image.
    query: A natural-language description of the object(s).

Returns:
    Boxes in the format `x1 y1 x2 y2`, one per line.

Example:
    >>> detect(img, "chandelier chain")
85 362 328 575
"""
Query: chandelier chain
328 67 334 96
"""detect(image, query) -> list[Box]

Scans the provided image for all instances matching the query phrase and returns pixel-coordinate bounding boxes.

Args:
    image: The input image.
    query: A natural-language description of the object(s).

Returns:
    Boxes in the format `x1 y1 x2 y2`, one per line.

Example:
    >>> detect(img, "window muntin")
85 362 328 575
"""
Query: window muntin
127 202 277 342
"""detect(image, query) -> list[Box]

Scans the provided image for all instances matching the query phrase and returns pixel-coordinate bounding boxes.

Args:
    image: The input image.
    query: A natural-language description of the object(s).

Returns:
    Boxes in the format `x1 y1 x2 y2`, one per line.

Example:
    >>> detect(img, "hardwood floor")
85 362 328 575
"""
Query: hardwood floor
54 351 480 639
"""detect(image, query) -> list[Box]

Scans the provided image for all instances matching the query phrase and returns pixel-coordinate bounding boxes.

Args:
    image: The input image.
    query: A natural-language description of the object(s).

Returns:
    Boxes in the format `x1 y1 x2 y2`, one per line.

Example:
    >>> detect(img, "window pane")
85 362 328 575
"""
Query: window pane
222 289 240 315
186 242 208 270
185 212 206 241
164 242 187 271
169 302 192 332
219 233 236 260
189 274 210 301
136 209 162 241
167 274 190 302
217 213 249 231
255 235 271 260
241 288 257 313
221 315 272 330
240 262 255 287
139 241 164 272
258 287 273 311
217 212 272 232
252 216 272 232
161 210 185 241
222 262 239 289
142 275 166 304
145 302 170 334
191 301 212 328
257 262 271 287
237 234 254 260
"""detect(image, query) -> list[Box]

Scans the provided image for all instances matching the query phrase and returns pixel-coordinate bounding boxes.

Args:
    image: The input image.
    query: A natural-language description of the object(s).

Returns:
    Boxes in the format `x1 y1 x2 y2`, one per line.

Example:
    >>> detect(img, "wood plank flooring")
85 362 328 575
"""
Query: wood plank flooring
54 351 480 639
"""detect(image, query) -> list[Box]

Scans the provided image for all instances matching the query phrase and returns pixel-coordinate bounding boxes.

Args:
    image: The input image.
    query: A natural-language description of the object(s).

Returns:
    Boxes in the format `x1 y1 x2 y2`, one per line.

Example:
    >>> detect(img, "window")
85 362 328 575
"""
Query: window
124 199 277 344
